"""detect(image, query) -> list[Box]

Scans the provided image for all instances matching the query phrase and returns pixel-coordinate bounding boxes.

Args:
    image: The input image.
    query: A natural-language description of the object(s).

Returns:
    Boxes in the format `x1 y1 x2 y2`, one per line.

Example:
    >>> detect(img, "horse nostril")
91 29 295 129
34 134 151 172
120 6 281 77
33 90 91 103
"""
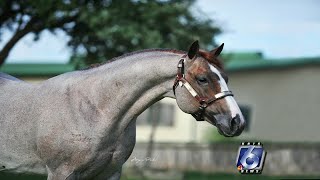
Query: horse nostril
231 114 240 128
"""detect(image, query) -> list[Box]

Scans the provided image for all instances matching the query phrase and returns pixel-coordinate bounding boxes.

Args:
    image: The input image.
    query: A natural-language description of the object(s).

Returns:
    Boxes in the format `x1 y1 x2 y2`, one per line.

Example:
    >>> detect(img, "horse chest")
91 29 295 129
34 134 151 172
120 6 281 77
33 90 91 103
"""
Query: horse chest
79 120 136 178
105 121 136 167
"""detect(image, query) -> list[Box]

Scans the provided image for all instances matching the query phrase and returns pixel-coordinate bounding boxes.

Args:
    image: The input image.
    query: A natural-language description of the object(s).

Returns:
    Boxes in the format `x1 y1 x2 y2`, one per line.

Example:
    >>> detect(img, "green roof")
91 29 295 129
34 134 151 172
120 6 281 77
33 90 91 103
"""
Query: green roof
224 52 320 72
1 52 320 76
222 52 263 61
0 63 76 76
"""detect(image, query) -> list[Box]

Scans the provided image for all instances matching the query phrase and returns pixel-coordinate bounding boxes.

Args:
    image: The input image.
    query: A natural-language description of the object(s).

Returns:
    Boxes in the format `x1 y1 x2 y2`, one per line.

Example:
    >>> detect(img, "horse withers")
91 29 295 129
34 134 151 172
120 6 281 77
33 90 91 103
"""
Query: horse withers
0 41 245 179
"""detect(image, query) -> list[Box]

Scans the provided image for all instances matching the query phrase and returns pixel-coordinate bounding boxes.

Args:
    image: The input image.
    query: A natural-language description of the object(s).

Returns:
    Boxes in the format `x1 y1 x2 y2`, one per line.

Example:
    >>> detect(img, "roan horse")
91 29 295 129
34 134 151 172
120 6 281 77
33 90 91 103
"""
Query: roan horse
0 41 245 179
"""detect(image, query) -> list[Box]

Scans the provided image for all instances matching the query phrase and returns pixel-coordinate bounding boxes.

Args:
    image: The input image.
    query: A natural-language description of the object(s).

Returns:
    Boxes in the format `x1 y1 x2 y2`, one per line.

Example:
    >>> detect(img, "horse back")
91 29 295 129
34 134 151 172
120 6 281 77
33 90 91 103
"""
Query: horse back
0 72 23 84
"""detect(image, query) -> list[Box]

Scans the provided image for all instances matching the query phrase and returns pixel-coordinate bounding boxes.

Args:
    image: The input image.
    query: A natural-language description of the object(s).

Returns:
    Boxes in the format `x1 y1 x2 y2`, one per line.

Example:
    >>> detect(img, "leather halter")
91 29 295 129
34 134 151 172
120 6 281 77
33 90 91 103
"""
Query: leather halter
173 56 234 121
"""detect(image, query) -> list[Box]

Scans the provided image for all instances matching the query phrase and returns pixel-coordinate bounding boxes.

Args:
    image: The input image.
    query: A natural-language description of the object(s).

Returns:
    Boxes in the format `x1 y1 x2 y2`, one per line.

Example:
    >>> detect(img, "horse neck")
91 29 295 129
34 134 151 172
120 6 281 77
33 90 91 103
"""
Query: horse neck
80 50 183 132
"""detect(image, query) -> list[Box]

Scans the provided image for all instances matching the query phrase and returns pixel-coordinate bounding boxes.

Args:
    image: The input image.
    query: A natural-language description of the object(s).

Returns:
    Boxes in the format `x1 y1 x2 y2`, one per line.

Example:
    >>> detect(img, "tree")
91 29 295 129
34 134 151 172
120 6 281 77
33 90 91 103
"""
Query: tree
0 0 221 67
0 0 80 66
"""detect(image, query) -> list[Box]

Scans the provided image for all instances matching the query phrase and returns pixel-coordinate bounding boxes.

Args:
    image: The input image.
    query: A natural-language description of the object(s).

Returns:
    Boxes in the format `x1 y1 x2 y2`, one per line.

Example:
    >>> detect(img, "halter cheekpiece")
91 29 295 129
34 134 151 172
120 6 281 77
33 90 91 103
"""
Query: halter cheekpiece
173 55 234 121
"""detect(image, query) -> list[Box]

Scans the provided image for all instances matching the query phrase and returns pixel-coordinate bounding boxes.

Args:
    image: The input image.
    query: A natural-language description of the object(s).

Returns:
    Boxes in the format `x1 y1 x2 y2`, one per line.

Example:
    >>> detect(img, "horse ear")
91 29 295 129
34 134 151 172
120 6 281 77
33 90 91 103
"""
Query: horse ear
187 40 199 59
210 43 224 57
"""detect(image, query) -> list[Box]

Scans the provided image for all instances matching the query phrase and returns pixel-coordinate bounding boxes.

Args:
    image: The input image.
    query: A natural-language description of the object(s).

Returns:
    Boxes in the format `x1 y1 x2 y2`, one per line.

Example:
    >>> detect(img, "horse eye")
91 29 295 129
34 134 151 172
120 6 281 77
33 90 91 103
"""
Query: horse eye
196 76 208 85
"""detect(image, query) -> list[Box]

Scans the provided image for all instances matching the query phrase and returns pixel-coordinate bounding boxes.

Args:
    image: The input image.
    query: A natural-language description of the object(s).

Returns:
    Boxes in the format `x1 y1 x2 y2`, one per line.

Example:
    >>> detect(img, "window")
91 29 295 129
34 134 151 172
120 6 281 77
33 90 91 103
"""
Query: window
136 102 175 127
239 105 252 132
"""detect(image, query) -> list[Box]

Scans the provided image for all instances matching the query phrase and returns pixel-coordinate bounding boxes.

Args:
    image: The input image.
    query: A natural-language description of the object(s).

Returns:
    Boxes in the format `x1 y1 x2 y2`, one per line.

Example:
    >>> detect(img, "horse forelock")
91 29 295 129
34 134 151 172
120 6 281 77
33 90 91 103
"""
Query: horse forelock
198 50 224 70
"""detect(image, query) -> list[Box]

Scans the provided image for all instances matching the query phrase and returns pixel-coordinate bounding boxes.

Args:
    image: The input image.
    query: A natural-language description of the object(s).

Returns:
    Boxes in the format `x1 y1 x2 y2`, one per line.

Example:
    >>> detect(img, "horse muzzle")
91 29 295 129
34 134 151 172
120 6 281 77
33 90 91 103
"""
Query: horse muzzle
213 114 245 137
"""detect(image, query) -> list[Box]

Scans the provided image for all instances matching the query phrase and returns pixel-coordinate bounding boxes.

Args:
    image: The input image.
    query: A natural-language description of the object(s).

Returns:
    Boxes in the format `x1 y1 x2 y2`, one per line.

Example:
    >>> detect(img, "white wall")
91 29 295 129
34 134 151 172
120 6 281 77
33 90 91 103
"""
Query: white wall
220 66 320 142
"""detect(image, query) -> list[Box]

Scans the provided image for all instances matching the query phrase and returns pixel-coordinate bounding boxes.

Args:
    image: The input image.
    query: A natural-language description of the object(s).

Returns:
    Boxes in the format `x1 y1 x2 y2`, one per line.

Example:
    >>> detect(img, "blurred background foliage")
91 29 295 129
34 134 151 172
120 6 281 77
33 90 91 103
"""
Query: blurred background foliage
0 0 221 67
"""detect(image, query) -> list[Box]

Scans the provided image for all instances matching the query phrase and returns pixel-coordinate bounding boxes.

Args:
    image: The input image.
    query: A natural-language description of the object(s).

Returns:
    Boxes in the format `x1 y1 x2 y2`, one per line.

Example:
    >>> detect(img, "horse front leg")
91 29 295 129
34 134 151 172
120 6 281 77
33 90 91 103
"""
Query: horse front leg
108 168 122 180
93 167 122 180
46 165 53 180
46 165 78 180
47 171 78 180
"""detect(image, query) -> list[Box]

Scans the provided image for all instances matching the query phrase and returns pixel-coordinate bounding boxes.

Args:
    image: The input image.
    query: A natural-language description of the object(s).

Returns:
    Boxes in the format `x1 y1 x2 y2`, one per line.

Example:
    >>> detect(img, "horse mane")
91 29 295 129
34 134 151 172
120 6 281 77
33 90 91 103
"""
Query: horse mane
84 48 185 70
84 48 224 70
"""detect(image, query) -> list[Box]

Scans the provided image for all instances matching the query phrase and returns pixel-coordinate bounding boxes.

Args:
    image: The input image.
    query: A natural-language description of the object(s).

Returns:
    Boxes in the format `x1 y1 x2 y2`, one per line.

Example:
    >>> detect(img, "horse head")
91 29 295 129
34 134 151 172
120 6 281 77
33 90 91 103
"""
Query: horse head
173 40 245 137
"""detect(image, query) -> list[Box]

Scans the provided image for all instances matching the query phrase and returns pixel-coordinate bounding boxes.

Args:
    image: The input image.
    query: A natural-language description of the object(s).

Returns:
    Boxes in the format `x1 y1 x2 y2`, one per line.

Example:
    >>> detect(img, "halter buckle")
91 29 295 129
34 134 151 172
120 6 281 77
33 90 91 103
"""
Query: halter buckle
199 100 208 108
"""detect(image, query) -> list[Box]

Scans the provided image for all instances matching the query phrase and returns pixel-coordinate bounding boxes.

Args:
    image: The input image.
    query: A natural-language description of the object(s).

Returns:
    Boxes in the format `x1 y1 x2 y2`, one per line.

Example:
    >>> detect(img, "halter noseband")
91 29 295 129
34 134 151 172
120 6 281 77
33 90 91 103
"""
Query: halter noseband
173 56 234 121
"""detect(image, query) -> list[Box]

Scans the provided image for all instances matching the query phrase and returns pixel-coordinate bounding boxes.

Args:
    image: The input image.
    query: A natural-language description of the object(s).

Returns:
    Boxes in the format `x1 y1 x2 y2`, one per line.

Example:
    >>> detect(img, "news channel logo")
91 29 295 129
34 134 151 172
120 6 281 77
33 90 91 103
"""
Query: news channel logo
236 142 266 174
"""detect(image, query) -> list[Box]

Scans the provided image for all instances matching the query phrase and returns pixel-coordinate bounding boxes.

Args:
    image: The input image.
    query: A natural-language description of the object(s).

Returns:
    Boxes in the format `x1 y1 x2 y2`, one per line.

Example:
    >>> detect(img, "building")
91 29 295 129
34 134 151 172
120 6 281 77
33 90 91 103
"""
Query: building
1 53 319 142
225 53 320 142
0 63 76 83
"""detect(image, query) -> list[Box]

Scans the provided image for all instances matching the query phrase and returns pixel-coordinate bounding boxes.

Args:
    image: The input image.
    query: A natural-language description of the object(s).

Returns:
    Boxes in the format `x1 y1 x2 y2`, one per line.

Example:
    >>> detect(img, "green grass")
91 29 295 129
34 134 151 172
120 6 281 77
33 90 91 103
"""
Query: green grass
1 171 319 180
0 172 46 180
184 172 270 180
183 171 320 180
121 171 320 180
